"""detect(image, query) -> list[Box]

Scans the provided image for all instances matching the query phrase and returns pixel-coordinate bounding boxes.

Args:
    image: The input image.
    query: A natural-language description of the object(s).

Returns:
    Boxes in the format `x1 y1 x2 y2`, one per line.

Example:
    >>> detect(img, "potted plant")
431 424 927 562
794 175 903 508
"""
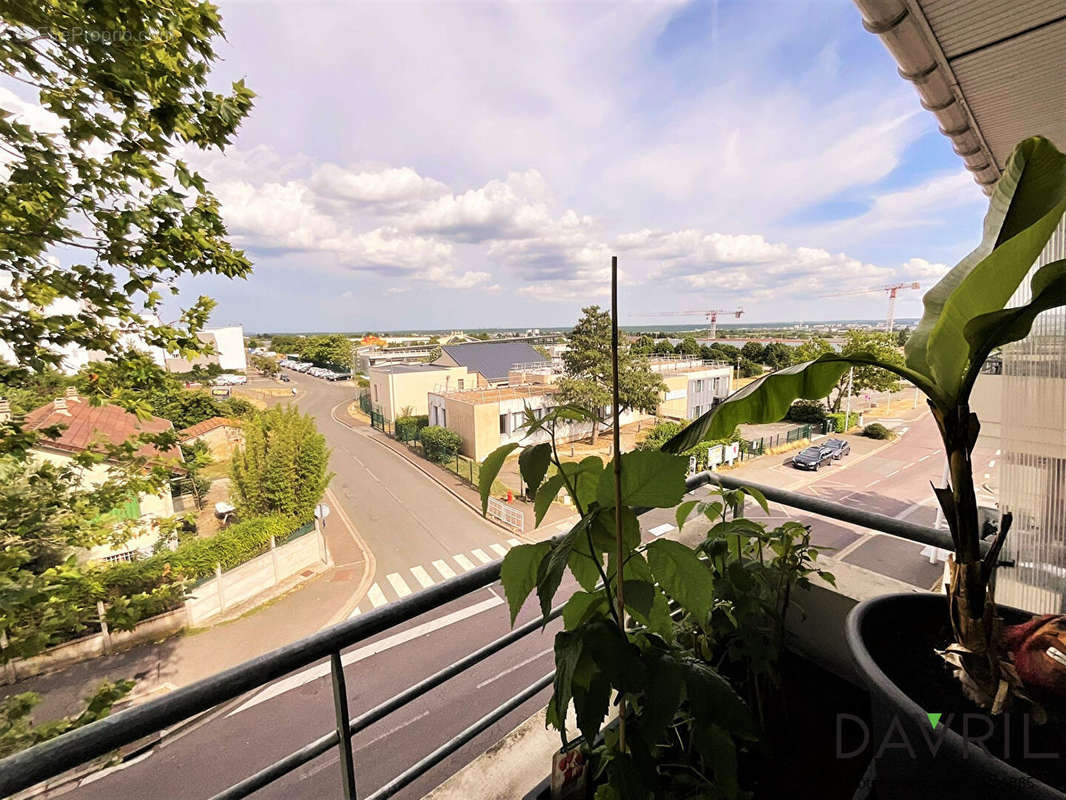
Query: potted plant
662 136 1066 798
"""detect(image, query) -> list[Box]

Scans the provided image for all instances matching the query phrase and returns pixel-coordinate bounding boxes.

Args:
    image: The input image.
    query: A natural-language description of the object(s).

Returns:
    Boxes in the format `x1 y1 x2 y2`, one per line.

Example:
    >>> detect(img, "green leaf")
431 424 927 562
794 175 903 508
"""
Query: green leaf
622 580 673 640
572 670 612 744
740 485 770 515
639 649 686 745
479 443 519 515
963 259 1066 384
694 725 739 799
581 617 646 692
913 136 1066 399
551 629 584 731
568 531 602 591
518 443 552 498
537 519 588 618
661 353 937 454
646 539 713 621
596 451 687 509
590 506 641 554
675 499 699 530
499 542 551 625
563 590 607 629
534 472 566 527
680 656 758 738
562 456 604 510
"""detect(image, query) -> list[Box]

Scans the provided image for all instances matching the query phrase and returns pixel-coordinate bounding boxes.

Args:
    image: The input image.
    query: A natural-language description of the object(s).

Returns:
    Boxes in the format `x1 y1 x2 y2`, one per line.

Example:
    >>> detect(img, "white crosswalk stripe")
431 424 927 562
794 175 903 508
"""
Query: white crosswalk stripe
489 543 508 557
410 565 434 589
348 605 362 618
471 548 492 564
507 538 521 546
433 559 456 580
454 554 475 572
367 584 387 608
387 572 412 597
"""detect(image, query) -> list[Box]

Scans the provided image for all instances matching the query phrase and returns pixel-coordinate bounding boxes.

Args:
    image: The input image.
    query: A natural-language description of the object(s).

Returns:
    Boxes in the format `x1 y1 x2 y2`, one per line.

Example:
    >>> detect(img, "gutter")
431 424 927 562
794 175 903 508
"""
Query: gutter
852 0 1001 192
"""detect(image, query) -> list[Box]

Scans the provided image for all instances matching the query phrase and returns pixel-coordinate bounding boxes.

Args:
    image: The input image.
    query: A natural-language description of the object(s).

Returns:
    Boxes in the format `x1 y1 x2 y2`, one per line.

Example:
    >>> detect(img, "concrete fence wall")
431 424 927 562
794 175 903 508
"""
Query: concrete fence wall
1 528 327 684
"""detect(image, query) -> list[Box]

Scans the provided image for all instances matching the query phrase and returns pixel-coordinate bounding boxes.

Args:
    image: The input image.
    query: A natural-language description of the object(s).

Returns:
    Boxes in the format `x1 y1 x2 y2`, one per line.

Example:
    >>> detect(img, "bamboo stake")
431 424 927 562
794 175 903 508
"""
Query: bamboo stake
610 255 627 752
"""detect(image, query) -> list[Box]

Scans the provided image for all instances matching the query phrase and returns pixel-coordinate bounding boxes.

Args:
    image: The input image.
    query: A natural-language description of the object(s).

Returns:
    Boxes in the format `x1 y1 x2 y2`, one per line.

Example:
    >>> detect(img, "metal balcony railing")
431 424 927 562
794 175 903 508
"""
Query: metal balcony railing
0 471 970 800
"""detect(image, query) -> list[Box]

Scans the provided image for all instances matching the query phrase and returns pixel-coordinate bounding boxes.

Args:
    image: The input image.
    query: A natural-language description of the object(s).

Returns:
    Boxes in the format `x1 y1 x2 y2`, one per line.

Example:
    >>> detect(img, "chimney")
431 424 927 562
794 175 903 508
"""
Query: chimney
53 397 71 416
0 400 9 423
65 386 79 402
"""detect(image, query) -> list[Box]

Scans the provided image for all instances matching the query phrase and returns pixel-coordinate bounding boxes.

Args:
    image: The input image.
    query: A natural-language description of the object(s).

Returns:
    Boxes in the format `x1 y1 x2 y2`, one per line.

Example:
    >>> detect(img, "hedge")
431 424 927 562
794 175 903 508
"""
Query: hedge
863 423 893 440
825 412 859 433
395 414 429 442
420 426 463 463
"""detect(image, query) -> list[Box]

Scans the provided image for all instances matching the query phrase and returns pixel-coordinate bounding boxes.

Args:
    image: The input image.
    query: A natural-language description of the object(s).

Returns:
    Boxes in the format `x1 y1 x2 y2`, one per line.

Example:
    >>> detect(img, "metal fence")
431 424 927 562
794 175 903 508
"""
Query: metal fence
741 423 814 457
487 496 524 532
0 470 972 800
358 391 372 415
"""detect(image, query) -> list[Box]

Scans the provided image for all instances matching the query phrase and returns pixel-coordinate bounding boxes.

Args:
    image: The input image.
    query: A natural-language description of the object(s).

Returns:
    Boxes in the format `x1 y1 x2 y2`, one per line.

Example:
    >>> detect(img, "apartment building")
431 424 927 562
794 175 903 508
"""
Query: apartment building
164 325 248 374
368 363 470 424
432 341 545 387
649 358 733 419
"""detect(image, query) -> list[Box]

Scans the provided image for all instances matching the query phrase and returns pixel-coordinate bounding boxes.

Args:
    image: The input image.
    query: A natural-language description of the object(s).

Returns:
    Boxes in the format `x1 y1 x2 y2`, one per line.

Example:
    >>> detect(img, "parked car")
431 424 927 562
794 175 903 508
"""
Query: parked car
792 445 834 471
327 371 350 381
278 374 290 382
822 438 851 459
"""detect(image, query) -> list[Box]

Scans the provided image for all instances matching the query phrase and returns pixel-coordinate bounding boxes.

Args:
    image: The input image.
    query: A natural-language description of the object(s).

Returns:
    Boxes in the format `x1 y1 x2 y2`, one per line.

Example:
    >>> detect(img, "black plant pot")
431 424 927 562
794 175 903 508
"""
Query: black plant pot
846 592 1065 800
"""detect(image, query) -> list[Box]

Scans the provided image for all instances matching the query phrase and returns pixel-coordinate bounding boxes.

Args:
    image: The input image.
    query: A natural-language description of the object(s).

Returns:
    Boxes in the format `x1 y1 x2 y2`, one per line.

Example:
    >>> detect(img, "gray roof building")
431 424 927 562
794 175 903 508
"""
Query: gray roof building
436 341 544 383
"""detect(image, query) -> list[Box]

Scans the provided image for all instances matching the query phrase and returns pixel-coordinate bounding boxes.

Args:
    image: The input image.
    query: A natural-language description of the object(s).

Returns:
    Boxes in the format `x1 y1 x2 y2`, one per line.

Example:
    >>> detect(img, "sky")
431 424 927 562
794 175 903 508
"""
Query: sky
13 0 995 332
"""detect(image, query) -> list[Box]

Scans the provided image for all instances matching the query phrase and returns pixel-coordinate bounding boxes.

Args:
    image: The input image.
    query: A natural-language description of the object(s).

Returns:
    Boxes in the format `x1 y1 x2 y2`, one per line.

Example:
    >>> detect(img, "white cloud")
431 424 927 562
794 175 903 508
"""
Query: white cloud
410 170 553 242
309 164 448 210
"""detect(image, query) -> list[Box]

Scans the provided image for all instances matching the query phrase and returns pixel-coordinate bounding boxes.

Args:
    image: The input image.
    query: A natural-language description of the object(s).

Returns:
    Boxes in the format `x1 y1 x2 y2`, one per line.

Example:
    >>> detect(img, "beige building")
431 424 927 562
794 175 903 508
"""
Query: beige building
179 417 245 460
15 389 184 563
649 358 733 420
369 363 470 424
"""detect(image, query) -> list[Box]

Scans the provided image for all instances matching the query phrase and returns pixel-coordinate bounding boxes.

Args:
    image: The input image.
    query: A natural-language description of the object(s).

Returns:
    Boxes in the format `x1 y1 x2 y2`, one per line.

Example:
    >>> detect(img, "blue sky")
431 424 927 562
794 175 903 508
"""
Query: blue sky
14 0 995 332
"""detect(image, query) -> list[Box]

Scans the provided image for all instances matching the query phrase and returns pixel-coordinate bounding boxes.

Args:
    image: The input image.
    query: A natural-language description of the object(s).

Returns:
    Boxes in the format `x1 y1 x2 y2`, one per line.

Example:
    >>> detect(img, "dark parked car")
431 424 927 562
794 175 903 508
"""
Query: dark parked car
792 445 834 471
278 374 290 382
823 438 851 459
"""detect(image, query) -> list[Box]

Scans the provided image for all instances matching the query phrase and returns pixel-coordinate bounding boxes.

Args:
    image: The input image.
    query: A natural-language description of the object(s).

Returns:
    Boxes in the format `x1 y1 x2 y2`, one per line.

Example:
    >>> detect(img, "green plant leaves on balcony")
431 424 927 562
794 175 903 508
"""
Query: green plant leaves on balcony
534 472 566 526
915 136 1066 399
647 538 714 622
478 442 519 515
499 541 550 625
596 450 687 509
518 442 551 497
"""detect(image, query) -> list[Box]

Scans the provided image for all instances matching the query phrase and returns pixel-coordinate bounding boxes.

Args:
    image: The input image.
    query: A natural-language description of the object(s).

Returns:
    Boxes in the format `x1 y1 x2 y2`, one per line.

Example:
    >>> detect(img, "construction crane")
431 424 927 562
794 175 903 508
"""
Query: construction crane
633 308 744 339
820 282 920 332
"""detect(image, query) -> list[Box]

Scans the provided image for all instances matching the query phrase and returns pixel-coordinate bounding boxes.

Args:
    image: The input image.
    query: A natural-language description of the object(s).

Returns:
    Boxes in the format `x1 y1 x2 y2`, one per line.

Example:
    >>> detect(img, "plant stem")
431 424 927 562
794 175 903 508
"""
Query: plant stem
610 254 627 753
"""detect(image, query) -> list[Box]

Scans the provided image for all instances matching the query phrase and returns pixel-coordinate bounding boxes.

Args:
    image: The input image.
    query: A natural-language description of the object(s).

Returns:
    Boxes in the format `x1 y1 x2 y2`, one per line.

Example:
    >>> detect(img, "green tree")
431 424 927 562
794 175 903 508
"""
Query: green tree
298 335 353 370
229 407 332 520
250 353 280 377
651 338 675 356
558 306 666 443
828 331 904 412
790 336 834 364
762 342 794 369
269 335 305 354
0 1 253 393
674 336 700 357
631 335 654 354
0 680 134 758
740 341 765 362
896 326 911 347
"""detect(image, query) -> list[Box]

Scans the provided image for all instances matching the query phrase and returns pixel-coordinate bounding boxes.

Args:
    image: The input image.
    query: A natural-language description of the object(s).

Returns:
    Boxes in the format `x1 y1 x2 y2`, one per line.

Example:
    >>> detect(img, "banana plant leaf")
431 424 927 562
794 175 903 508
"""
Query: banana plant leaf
909 136 1066 400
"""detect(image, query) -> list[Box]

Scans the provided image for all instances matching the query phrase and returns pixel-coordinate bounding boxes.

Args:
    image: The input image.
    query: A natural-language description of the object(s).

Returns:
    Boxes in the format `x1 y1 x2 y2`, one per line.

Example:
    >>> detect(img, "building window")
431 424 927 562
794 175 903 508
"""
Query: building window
512 411 524 431
373 385 378 402
440 409 447 427
694 379 703 393
693 405 701 418
500 414 508 434
458 379 464 391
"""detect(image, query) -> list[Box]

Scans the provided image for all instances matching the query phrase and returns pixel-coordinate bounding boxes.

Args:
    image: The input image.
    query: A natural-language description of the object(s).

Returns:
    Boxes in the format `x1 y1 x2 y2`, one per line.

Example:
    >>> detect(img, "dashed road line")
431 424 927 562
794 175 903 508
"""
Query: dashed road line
367 583 388 608
410 565 434 589
476 647 554 689
386 572 412 597
433 559 456 580
454 554 476 572
366 468 380 482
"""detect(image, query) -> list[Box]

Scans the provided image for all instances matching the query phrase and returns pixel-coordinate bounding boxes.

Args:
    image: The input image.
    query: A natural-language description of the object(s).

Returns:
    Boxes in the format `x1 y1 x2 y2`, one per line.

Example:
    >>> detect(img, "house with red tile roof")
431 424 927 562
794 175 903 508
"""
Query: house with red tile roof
179 416 245 459
20 388 184 563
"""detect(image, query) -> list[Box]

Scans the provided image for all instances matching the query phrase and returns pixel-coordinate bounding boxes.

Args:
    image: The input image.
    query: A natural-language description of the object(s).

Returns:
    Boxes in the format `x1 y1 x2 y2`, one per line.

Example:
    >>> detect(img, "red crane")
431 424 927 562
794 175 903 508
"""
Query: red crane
633 308 744 339
820 282 920 332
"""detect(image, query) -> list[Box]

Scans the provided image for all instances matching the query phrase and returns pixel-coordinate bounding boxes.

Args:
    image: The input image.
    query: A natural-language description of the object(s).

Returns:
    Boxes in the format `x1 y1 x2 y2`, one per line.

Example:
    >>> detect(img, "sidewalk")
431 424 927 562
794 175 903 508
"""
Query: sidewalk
8 489 372 722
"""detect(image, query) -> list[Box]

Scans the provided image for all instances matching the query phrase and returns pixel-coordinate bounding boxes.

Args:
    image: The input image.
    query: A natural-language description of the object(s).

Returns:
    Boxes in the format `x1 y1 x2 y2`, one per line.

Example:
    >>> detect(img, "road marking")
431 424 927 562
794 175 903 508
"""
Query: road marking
454 554 476 572
228 594 504 716
387 572 412 597
410 565 434 589
989 459 996 468
507 538 521 546
356 710 431 752
476 647 554 689
490 543 508 557
366 468 380 482
348 605 362 618
869 479 881 486
472 548 492 564
885 470 899 478
433 559 456 580
367 584 387 608
984 473 991 479
995 449 1001 456
919 455 932 462
649 523 674 537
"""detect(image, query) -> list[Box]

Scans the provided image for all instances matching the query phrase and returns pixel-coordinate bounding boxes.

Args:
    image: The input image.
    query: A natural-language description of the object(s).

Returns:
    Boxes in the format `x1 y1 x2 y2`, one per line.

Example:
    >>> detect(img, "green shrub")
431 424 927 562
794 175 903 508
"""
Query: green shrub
636 420 683 451
395 415 429 441
863 423 893 440
420 426 463 463
825 412 859 433
785 400 826 424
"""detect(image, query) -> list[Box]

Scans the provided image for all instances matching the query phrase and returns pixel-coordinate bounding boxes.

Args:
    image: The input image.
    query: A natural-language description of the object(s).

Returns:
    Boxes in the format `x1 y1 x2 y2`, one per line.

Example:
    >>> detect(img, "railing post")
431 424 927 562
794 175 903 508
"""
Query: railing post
97 600 112 655
330 651 357 799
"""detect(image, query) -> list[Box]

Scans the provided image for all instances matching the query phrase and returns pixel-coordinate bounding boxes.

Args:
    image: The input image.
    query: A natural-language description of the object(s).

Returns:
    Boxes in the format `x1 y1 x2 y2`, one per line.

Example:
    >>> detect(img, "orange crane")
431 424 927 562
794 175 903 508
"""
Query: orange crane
820 282 920 332
633 308 744 339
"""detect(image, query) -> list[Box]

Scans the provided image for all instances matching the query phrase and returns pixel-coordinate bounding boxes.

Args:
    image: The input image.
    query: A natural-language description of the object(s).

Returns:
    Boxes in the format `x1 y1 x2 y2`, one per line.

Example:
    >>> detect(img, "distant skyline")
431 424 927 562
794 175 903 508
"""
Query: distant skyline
6 1 990 331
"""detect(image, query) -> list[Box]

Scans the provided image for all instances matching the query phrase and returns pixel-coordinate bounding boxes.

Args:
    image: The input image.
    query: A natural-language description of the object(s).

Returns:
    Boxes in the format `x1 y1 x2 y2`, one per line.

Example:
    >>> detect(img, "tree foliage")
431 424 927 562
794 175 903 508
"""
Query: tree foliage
0 680 134 758
558 306 665 441
229 407 331 520
297 334 352 370
419 425 462 463
250 353 279 377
